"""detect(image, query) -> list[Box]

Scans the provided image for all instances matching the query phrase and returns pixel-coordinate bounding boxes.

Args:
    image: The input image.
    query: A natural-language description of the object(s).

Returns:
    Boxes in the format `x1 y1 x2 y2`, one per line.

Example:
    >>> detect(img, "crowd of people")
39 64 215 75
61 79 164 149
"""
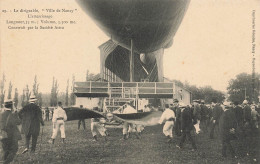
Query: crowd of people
0 95 260 163
158 98 260 161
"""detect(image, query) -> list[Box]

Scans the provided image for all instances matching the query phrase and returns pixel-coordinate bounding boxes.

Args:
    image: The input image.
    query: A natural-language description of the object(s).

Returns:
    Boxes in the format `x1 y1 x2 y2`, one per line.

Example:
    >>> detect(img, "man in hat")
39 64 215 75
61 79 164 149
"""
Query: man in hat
192 100 201 124
50 101 67 144
200 100 210 132
159 104 176 142
219 102 237 158
78 105 86 130
19 95 44 154
233 101 243 128
176 103 197 150
242 100 251 128
209 101 223 139
192 100 202 134
0 99 21 164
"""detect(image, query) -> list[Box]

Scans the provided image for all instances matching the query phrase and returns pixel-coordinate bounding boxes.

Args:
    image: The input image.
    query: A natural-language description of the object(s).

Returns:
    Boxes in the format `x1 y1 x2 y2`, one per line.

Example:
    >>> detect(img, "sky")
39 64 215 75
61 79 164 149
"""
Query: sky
0 0 259 96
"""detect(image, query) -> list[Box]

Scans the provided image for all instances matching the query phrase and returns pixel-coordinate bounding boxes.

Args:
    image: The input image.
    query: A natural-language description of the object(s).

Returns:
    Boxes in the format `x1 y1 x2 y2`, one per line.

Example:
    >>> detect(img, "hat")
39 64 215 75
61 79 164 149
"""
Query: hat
4 99 13 106
243 100 248 104
173 99 179 103
179 102 186 108
223 101 231 107
29 95 37 103
193 100 200 103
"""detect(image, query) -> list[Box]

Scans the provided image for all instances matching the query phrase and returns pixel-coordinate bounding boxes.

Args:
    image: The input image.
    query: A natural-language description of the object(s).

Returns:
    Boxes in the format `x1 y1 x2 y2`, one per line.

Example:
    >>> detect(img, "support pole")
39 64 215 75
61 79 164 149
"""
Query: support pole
130 39 134 82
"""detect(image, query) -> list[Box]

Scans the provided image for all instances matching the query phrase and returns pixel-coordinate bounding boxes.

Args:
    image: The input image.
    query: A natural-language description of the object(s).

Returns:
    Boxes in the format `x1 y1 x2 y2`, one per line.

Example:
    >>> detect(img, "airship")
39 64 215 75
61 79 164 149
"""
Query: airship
76 0 190 82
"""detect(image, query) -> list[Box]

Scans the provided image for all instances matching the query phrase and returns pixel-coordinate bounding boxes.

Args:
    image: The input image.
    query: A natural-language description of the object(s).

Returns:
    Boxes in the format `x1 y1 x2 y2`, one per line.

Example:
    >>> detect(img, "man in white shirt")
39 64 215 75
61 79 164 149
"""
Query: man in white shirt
121 103 141 139
50 102 67 144
159 104 176 142
91 117 107 141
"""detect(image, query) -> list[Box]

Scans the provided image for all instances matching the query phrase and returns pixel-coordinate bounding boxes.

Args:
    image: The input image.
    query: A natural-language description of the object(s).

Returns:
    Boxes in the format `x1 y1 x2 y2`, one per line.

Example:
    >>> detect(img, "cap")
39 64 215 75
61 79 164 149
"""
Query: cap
243 100 248 104
173 99 179 103
179 102 186 108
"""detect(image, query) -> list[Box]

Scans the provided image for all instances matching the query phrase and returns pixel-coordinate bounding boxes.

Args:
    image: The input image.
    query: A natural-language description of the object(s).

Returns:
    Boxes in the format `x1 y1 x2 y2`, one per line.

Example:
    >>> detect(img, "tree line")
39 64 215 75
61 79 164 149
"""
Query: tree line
0 74 77 109
227 73 260 104
0 70 101 109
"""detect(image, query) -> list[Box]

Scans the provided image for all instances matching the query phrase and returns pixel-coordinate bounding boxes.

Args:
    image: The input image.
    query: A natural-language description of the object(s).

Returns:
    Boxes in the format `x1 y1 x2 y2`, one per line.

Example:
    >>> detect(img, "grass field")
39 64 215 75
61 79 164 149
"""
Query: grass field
7 120 260 164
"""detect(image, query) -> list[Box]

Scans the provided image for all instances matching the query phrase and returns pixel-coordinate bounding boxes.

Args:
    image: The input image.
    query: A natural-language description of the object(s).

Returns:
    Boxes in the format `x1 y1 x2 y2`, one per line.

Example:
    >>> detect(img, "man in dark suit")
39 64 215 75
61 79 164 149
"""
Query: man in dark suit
193 100 201 124
233 101 243 128
242 100 251 128
209 102 223 139
172 99 181 137
78 105 86 130
19 96 44 154
219 102 237 158
0 99 22 164
176 103 197 150
45 107 50 121
200 100 210 132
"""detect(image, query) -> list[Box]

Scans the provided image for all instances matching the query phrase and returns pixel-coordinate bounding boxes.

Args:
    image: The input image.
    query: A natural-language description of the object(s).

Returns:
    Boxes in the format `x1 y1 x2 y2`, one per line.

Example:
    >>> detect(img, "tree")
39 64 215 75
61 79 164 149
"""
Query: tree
88 73 101 81
86 70 89 81
65 79 69 106
185 84 203 101
227 73 260 103
50 77 55 106
21 85 30 107
38 93 43 107
25 85 30 103
200 86 225 103
70 74 76 106
32 75 43 106
14 88 18 108
32 75 39 97
54 79 59 106
50 77 59 106
7 81 13 99
41 93 51 107
21 90 26 108
0 73 6 107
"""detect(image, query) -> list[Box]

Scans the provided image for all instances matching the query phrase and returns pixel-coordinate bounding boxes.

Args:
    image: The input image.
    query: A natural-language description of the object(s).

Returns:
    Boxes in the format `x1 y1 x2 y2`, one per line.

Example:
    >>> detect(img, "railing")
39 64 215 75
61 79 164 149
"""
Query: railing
74 81 175 98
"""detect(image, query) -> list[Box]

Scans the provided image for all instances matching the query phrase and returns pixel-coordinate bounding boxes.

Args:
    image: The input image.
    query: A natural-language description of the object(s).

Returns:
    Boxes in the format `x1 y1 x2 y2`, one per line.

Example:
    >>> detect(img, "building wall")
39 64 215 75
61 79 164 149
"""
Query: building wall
163 78 192 105
174 85 191 105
